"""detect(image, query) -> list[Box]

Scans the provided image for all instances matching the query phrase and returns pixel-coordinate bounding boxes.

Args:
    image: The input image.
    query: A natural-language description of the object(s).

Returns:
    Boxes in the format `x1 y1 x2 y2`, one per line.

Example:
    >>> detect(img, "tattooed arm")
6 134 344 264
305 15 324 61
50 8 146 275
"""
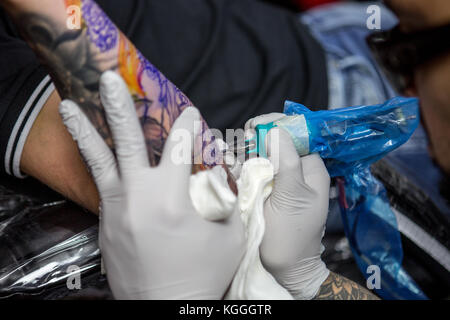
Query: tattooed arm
1 0 195 165
1 0 235 213
314 272 379 300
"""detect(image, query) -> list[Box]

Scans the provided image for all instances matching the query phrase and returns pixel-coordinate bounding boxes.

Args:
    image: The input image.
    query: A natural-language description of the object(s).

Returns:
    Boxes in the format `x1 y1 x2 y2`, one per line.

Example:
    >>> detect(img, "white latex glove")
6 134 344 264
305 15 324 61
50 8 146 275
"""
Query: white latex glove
59 71 245 300
245 113 331 300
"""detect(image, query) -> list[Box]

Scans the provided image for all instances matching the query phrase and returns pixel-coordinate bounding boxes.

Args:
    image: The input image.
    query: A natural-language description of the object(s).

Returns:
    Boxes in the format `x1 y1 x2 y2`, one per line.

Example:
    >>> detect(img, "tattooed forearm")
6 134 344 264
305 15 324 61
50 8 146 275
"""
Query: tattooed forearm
314 272 379 300
5 0 187 163
2 0 235 188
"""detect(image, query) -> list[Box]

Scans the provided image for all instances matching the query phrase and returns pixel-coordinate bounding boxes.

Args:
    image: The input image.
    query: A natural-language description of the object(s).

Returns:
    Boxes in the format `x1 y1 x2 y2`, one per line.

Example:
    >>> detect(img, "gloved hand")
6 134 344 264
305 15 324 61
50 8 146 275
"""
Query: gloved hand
59 71 245 300
245 113 331 300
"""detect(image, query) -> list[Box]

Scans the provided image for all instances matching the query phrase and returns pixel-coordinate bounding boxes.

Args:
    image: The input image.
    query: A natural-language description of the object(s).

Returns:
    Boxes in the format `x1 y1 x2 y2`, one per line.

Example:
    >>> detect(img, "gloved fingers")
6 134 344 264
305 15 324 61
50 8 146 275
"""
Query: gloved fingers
59 99 119 192
99 71 150 173
244 112 286 132
300 153 330 195
299 154 330 233
160 106 200 186
266 128 306 186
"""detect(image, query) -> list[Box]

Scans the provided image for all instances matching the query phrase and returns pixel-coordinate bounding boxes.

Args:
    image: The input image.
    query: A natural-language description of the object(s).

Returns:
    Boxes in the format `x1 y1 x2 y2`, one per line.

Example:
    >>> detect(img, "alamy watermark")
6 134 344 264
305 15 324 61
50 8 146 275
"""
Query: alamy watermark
366 5 381 30
366 264 381 290
66 265 82 290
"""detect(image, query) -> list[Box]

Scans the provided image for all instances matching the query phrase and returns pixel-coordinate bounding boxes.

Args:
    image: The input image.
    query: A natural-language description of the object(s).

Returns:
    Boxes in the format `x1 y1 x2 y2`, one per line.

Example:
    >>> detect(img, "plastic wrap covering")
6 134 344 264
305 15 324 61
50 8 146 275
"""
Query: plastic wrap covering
277 97 427 299
0 183 107 299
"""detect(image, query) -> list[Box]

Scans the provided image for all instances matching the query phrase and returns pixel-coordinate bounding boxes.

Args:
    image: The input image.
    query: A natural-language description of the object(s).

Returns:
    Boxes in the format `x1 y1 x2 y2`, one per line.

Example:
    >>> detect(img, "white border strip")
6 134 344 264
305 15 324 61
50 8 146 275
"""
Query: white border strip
392 207 450 272
4 75 52 176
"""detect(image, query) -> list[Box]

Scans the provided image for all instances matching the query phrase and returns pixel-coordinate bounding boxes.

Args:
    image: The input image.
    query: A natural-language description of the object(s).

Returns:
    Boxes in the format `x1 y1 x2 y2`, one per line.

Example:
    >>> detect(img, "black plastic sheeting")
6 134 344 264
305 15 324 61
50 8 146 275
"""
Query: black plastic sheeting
0 179 112 299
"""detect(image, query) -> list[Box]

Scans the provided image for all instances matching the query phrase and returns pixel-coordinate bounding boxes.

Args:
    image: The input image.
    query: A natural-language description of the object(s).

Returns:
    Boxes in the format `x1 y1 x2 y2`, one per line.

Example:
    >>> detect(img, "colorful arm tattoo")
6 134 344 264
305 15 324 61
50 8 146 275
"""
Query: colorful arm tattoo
314 272 379 300
2 0 236 192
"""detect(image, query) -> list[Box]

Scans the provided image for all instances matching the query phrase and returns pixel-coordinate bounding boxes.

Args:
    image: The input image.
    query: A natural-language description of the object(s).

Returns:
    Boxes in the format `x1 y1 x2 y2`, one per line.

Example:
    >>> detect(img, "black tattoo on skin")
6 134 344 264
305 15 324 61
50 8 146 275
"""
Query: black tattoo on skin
15 12 169 165
314 272 379 300
4 1 236 193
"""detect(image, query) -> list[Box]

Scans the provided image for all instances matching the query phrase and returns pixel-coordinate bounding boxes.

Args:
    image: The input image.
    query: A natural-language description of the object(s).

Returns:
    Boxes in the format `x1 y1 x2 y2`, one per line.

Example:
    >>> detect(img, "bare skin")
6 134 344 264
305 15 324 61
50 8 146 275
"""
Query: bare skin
20 89 100 213
414 52 450 174
385 0 450 175
384 0 450 32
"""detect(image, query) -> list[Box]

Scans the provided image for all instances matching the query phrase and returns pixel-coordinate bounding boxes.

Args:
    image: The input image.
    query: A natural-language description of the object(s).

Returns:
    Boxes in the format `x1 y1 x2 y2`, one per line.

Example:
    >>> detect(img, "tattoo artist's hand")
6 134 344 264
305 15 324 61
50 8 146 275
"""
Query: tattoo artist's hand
245 114 331 300
59 71 245 299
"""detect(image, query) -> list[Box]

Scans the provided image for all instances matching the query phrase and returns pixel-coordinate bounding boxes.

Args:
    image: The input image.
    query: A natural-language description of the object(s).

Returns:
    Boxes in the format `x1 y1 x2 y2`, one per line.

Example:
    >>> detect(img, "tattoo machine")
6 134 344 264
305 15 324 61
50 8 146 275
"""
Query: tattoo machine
244 96 427 300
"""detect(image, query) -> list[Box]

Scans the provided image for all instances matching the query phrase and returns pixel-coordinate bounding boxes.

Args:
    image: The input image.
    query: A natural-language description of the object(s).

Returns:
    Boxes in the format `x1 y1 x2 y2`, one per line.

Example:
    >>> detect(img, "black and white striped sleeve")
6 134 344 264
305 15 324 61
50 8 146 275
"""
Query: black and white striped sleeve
0 69 55 178
0 8 55 178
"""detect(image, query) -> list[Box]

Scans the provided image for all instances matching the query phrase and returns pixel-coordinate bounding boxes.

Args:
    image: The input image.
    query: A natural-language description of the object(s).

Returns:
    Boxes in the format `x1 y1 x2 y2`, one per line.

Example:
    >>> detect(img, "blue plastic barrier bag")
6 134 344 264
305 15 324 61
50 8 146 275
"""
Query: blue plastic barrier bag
281 97 427 299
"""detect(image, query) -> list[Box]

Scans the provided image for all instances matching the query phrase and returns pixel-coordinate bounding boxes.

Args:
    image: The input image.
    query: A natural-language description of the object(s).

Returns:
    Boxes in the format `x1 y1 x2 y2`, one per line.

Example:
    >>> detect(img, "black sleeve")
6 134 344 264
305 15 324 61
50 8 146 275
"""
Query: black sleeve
0 7 54 178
